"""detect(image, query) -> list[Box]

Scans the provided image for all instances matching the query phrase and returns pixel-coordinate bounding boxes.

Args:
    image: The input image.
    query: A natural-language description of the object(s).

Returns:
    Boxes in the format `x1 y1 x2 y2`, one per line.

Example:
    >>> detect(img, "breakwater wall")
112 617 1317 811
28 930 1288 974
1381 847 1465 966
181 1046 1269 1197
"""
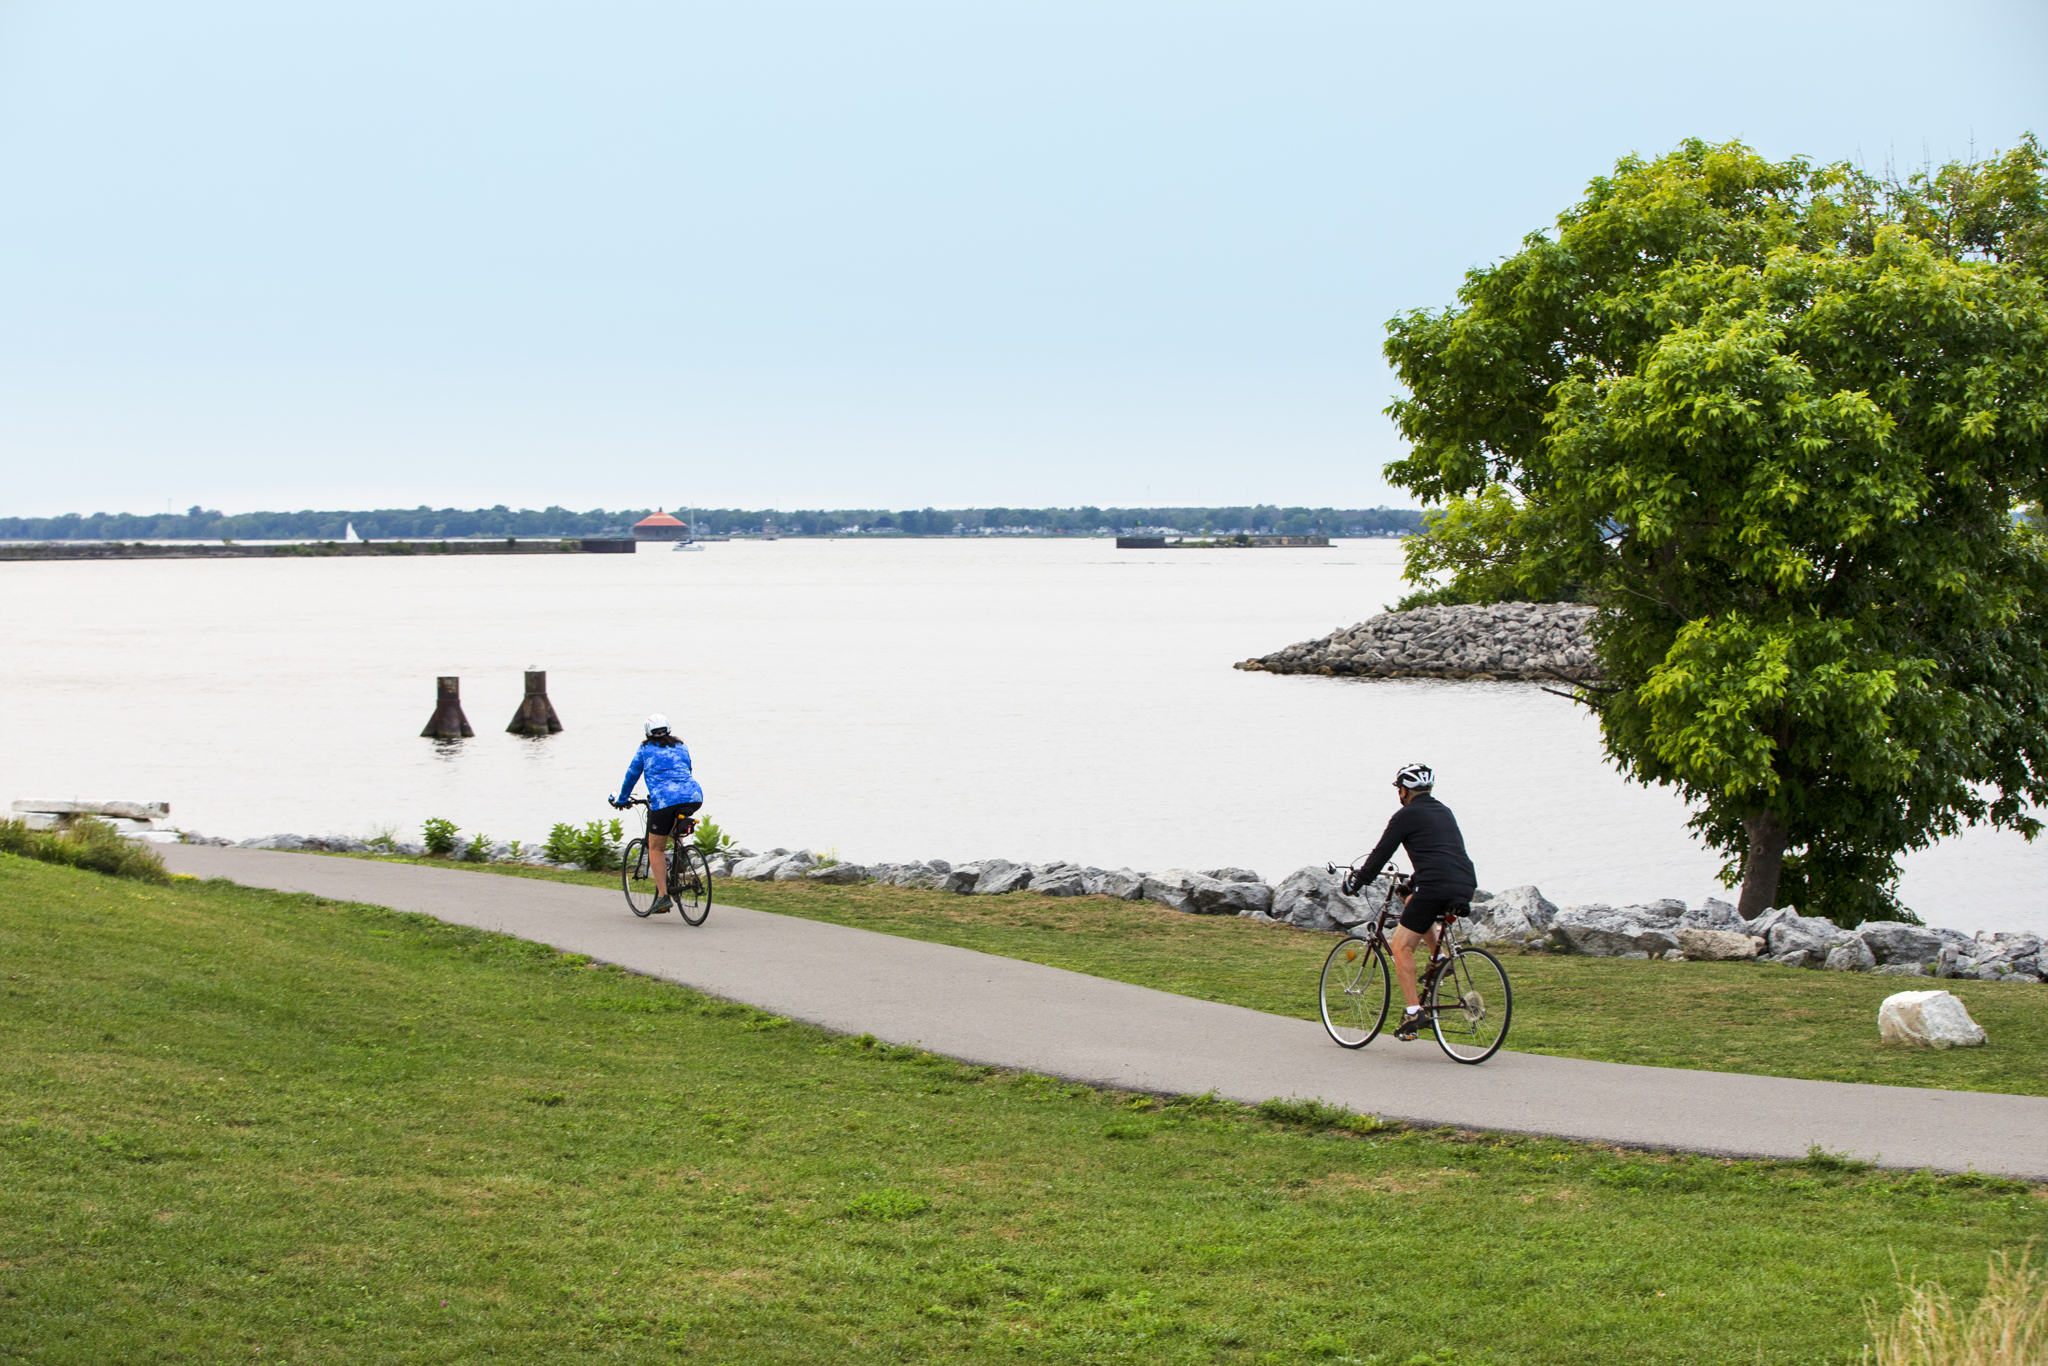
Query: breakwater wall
1234 602 1601 682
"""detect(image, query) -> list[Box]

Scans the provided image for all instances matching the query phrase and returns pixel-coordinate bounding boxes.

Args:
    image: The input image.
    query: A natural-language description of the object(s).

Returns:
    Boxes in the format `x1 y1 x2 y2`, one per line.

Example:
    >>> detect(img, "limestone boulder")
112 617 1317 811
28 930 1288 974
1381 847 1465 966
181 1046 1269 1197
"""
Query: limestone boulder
1878 990 1988 1048
1546 905 1682 958
728 851 793 880
1202 867 1263 884
771 851 819 881
1768 914 1848 965
1823 937 1877 972
1675 928 1761 961
239 833 308 850
1189 879 1273 917
1680 898 1742 930
1034 871 1088 897
1141 869 1221 913
1087 868 1145 900
805 862 866 885
973 860 1035 896
1464 885 1558 944
1269 866 1379 933
942 862 985 894
1857 921 1947 970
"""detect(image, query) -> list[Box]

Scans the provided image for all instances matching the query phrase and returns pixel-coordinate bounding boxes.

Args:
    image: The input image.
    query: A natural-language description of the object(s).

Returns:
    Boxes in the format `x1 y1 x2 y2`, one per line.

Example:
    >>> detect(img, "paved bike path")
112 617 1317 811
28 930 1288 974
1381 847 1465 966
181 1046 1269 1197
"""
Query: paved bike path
161 846 2048 1180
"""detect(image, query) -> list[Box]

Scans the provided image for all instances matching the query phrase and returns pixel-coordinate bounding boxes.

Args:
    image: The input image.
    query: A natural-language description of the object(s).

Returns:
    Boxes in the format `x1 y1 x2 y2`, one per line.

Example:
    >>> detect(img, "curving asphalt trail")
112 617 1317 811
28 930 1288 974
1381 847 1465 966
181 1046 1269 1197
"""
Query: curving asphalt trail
161 845 2048 1180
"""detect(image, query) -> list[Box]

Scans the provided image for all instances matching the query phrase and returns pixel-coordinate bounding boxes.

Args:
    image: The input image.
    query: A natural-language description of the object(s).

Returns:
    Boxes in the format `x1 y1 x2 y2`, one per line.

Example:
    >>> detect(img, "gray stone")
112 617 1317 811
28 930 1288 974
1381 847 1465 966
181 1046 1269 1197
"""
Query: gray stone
974 860 1035 896
771 851 819 881
1769 916 1846 963
1465 885 1558 943
1823 937 1877 973
1098 868 1146 900
805 862 866 885
1857 921 1947 968
728 851 792 880
1679 897 1741 930
1189 879 1273 916
1034 872 1088 897
239 834 307 850
1874 963 1927 977
1202 867 1263 884
942 862 985 894
1141 869 1219 913
1547 906 1682 958
1661 949 1685 961
1269 866 1379 932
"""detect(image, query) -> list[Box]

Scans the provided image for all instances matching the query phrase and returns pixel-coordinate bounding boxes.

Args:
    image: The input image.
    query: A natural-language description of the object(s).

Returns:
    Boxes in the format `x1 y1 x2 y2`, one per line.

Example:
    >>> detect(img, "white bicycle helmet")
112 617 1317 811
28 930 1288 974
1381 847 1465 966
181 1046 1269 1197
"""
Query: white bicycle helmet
1394 762 1434 791
643 712 671 737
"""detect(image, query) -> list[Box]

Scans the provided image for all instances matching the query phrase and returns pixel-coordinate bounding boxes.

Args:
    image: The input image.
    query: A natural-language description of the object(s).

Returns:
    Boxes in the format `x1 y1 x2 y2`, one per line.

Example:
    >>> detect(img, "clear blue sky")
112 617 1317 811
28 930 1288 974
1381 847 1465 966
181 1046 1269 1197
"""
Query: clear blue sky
1 0 2041 515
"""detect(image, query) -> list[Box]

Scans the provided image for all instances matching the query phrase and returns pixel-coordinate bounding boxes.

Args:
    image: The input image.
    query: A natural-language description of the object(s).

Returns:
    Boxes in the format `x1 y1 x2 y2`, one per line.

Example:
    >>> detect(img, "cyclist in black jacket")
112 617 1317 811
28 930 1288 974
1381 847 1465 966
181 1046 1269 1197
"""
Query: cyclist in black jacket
1344 763 1478 1040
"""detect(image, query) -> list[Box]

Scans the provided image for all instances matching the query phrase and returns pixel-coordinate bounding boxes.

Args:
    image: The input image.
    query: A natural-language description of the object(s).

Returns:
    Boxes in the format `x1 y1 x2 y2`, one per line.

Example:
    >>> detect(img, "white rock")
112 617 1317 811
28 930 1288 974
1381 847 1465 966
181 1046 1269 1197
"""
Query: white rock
973 860 1034 895
1269 866 1379 933
1823 937 1877 972
1878 990 1988 1049
1675 928 1761 961
1140 869 1217 913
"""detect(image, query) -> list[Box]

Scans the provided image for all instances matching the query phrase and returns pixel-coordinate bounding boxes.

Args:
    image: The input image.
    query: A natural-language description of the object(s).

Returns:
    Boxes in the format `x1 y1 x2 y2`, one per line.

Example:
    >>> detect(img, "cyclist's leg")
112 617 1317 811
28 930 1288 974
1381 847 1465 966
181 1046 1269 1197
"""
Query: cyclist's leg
648 833 668 895
1390 924 1426 1010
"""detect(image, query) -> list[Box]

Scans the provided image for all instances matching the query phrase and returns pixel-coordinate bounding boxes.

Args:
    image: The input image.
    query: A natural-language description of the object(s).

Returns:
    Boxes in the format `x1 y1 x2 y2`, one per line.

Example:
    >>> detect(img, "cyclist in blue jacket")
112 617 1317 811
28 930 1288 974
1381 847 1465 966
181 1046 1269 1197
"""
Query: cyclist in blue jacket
609 714 704 914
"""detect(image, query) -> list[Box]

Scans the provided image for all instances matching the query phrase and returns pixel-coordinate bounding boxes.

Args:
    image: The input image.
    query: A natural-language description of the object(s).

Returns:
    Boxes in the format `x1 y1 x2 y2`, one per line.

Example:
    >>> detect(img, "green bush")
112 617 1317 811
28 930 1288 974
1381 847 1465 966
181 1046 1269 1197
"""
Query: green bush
690 816 737 858
545 820 623 871
462 832 492 864
0 817 168 884
421 818 459 858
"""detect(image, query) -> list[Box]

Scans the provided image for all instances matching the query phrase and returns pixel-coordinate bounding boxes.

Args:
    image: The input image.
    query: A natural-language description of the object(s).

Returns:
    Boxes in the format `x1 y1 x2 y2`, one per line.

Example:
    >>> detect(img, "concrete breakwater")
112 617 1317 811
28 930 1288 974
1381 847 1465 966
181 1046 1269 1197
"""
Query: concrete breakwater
1234 602 1602 682
191 830 2043 984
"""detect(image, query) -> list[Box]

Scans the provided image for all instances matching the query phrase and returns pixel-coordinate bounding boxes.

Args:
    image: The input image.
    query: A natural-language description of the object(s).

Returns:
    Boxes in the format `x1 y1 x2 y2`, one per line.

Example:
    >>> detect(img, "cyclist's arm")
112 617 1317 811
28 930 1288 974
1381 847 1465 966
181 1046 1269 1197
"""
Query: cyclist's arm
617 748 647 804
1352 806 1418 887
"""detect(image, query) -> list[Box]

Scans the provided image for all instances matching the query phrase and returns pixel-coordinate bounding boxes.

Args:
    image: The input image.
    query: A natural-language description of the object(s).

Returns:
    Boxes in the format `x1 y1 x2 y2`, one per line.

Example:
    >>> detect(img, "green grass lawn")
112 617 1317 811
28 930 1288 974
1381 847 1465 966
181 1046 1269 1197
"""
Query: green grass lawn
6 853 2043 1364
367 854 2048 1097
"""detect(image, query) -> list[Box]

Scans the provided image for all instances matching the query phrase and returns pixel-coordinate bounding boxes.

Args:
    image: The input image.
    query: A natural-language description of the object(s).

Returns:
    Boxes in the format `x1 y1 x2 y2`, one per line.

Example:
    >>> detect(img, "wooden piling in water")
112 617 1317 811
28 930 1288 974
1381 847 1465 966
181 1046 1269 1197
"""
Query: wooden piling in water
421 676 475 739
507 669 564 735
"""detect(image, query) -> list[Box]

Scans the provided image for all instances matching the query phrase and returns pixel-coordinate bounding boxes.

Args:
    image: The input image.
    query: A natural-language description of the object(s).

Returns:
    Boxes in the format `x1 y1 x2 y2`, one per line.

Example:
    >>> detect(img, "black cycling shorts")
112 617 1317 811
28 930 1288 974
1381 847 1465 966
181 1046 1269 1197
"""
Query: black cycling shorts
1399 893 1466 935
647 801 702 837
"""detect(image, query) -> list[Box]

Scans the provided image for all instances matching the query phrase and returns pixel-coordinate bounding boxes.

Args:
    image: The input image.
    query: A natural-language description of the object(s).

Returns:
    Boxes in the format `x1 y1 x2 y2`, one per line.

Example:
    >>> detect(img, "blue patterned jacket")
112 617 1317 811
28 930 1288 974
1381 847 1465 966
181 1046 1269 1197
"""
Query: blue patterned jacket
618 740 703 810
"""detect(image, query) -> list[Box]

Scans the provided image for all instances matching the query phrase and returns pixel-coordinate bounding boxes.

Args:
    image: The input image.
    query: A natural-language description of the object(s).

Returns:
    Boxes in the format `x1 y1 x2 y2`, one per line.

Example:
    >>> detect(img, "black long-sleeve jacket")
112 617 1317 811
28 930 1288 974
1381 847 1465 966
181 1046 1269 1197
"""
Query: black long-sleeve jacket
1355 793 1477 900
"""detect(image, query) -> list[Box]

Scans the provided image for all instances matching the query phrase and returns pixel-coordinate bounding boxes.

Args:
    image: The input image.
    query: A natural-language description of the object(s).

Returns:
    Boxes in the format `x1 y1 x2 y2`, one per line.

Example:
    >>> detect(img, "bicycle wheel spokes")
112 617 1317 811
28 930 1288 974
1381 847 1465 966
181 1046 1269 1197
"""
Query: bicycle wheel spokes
622 838 659 917
1430 946 1511 1063
674 845 713 926
1319 936 1390 1048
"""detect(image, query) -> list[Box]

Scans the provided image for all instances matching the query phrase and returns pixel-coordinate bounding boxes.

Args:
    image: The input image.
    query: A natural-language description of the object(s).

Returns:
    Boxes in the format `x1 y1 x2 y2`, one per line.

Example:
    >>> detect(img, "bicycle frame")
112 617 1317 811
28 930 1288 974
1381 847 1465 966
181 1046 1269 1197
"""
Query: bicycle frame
1343 865 1465 1019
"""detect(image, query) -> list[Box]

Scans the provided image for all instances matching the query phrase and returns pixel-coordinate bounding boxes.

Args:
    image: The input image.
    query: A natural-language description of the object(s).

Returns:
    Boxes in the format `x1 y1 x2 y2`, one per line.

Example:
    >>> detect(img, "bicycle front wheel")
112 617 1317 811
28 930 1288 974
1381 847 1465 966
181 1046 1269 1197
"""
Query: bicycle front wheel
622 838 658 917
1430 946 1511 1063
672 844 713 926
1319 936 1390 1048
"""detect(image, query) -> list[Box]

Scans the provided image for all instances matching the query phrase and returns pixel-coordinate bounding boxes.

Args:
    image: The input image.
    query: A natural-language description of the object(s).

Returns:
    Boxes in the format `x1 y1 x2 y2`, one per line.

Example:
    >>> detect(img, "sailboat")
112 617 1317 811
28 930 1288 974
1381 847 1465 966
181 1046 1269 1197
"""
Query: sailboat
673 508 705 551
343 522 361 543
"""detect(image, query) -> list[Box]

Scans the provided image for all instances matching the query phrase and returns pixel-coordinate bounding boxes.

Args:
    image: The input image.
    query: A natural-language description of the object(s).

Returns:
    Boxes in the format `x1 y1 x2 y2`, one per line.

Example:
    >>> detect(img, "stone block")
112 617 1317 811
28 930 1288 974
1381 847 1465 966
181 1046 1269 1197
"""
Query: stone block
1878 990 1988 1048
1675 928 1760 961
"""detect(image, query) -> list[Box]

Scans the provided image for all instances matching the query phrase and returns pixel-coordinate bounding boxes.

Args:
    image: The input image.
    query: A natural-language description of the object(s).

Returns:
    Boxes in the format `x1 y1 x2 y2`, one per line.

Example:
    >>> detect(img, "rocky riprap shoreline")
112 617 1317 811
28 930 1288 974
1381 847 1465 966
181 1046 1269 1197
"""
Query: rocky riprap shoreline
195 832 2043 984
1234 602 1602 681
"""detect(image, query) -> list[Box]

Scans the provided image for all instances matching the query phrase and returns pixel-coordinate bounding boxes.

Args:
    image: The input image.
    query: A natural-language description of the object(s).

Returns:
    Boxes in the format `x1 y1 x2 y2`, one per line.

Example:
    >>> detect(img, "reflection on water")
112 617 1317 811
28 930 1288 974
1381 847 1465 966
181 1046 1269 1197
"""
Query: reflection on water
1 538 2039 934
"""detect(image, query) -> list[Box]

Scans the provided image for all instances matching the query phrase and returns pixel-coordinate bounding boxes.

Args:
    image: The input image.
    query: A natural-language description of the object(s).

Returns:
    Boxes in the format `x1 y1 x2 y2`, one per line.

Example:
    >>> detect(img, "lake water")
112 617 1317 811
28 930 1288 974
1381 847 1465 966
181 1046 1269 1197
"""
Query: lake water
4 538 2041 935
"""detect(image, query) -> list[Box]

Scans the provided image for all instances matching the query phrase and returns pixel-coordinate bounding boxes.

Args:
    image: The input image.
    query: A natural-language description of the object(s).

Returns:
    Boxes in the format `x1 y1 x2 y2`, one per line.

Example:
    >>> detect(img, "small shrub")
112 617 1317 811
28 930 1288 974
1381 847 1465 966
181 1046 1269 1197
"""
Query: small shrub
462 832 492 863
364 823 402 852
421 818 459 858
1866 1250 2047 1365
844 1187 930 1221
690 817 736 858
565 820 624 871
0 817 169 884
504 839 524 861
1254 1095 1388 1135
544 824 580 864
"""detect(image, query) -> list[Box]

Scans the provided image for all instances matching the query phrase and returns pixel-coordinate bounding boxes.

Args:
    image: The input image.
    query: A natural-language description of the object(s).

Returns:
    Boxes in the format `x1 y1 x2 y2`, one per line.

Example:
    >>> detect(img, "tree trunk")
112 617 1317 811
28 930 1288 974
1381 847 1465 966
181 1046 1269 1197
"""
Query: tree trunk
1736 811 1789 921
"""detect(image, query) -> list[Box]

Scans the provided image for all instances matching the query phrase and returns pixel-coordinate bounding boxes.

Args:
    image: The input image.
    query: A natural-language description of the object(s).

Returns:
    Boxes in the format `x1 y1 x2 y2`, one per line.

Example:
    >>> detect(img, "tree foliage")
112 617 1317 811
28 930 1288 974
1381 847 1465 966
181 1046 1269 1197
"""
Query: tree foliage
1382 137 2048 924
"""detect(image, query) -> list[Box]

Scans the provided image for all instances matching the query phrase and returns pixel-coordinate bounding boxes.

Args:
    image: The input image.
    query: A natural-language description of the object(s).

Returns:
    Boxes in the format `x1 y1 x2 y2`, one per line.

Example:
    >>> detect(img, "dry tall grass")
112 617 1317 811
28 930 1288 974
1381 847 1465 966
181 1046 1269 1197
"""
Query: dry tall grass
1867 1251 2048 1365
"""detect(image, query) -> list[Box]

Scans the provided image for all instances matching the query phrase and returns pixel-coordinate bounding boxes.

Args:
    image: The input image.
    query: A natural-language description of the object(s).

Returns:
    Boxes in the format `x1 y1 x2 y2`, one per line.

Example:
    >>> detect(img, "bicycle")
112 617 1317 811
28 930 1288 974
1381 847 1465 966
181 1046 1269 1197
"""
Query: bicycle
615 798 713 925
1317 862 1511 1064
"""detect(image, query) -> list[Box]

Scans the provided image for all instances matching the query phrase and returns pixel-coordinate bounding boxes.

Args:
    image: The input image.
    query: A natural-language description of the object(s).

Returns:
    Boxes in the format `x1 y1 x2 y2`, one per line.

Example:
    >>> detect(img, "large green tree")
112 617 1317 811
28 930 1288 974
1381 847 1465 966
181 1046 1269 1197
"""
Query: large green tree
1383 137 2048 925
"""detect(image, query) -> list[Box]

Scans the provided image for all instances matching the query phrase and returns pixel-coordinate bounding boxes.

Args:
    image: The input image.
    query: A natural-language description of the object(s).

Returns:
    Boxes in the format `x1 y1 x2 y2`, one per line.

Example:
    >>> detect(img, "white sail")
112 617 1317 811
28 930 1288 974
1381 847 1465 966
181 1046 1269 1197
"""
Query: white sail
343 522 361 543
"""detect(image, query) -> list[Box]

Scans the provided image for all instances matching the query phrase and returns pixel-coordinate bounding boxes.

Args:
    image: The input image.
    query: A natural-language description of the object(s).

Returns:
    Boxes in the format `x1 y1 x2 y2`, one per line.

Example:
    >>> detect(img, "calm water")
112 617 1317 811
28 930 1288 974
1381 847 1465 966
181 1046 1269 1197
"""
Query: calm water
4 538 2041 934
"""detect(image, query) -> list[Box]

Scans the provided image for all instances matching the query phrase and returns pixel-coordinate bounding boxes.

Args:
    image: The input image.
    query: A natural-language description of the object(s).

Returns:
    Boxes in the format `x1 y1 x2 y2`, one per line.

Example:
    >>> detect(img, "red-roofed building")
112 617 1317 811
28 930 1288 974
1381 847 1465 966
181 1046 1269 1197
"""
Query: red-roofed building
632 510 689 541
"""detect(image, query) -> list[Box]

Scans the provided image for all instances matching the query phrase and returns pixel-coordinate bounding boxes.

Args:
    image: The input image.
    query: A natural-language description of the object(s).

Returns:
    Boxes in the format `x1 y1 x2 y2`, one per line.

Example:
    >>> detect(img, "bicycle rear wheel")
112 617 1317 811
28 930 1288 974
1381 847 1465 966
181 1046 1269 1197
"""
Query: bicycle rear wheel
672 844 713 926
622 838 658 917
1319 936 1389 1048
1430 946 1511 1063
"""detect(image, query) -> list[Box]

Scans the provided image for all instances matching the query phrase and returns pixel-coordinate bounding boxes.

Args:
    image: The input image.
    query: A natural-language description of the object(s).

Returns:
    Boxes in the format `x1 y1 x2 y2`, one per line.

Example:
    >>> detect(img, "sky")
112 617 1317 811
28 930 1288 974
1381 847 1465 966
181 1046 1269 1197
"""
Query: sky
0 1 2042 516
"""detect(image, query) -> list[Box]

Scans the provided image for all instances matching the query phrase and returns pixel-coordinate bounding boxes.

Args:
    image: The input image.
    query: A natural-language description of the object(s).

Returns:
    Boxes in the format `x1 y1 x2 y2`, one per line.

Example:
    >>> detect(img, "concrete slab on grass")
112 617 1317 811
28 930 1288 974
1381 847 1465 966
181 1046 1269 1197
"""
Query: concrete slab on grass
160 845 2048 1180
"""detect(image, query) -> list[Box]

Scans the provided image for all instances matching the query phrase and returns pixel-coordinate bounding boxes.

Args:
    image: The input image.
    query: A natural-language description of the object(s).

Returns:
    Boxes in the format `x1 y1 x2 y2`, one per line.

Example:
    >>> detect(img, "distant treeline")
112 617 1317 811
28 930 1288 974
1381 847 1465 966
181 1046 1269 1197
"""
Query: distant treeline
1 504 1426 541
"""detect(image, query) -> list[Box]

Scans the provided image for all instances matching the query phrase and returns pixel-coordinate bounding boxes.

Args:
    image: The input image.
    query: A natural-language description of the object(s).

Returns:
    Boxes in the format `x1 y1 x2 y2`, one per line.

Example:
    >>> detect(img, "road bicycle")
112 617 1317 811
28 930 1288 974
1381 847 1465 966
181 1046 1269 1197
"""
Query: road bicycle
1317 862 1511 1064
616 798 713 925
